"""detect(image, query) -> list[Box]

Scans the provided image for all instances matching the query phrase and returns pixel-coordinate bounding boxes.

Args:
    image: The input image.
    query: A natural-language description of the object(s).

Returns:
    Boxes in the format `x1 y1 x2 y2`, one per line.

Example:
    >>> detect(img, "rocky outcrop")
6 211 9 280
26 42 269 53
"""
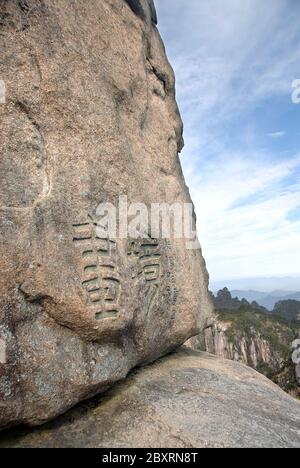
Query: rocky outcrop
0 349 299 448
212 288 240 310
205 320 279 369
293 335 300 386
202 310 299 397
0 0 212 429
124 0 158 24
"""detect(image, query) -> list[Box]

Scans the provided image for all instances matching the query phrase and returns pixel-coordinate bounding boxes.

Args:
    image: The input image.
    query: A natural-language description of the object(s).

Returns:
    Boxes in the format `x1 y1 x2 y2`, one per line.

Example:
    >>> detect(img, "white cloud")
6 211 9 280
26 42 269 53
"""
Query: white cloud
186 153 300 281
159 0 300 121
267 131 286 138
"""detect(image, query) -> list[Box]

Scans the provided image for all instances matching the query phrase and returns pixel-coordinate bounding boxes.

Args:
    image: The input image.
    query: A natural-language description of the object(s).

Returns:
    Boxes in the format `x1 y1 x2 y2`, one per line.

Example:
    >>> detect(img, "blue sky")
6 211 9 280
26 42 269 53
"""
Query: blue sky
156 0 300 283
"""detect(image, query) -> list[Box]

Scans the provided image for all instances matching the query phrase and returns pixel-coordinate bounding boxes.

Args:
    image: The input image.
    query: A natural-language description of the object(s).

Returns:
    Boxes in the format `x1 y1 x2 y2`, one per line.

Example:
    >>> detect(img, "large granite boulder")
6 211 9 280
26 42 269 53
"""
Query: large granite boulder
1 349 299 448
0 0 212 429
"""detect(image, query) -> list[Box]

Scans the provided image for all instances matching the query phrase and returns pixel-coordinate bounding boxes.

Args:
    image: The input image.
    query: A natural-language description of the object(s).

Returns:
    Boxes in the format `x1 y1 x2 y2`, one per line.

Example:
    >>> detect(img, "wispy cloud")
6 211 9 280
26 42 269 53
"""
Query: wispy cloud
188 153 300 280
267 131 286 138
157 0 300 282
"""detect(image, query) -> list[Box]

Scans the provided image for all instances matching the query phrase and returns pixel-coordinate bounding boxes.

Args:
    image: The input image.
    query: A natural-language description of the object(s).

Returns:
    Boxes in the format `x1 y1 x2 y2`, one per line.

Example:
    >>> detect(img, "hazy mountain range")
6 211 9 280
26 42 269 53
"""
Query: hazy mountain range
210 276 300 311
211 276 300 292
230 290 300 311
210 276 300 310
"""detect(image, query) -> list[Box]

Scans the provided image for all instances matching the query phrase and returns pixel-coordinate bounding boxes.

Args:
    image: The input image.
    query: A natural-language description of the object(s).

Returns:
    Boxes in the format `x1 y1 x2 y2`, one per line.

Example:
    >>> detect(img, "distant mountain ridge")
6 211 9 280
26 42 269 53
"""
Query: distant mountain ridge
211 288 300 322
211 276 300 292
211 288 267 312
229 290 300 311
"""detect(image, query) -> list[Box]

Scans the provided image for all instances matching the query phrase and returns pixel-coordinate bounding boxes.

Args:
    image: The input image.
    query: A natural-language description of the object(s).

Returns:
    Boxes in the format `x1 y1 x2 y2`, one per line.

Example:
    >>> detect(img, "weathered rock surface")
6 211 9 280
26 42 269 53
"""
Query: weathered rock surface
0 0 212 429
194 309 300 398
0 349 299 448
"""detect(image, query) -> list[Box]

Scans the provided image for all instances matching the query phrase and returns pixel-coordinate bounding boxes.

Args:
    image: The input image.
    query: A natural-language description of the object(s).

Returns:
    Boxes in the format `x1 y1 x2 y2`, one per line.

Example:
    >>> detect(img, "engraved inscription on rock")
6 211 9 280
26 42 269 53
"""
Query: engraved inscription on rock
127 237 162 315
73 216 121 321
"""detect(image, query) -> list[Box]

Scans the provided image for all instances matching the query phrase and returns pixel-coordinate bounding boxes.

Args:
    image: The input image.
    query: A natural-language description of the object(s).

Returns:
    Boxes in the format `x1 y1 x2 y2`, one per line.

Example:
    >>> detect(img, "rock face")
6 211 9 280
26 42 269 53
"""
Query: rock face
0 349 299 448
204 318 287 370
124 0 157 24
294 335 300 386
201 311 299 397
0 0 212 429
